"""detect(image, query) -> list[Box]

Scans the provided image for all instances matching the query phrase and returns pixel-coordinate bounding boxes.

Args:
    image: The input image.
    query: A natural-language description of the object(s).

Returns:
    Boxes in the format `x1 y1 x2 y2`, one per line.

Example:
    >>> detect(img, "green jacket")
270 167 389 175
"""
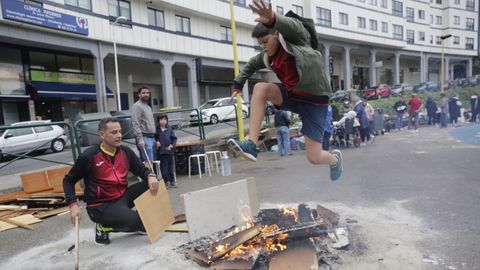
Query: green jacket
234 14 332 98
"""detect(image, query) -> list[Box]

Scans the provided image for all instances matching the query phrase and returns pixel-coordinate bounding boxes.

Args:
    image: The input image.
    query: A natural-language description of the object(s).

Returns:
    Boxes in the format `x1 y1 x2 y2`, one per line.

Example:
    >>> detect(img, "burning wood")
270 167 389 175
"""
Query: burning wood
182 204 343 269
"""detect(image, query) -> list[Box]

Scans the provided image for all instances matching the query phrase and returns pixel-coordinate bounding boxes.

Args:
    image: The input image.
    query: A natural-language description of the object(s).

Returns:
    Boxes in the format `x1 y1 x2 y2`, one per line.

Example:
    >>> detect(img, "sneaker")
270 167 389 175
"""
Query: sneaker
360 143 367 147
227 139 258 162
330 150 343 181
170 182 178 188
94 223 112 245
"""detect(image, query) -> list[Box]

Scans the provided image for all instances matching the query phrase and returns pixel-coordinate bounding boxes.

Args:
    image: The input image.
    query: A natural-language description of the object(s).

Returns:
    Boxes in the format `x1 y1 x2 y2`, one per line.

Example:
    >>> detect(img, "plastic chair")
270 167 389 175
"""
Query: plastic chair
205 150 221 173
188 154 211 179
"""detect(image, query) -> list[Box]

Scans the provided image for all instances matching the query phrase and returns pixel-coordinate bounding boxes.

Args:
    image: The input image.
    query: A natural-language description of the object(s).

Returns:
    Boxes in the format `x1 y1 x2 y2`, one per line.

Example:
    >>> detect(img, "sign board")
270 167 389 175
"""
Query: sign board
1 0 89 36
30 70 95 84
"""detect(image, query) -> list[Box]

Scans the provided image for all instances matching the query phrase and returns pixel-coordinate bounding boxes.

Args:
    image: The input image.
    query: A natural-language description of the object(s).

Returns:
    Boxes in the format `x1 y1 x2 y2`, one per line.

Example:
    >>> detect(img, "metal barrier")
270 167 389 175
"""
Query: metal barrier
0 121 77 170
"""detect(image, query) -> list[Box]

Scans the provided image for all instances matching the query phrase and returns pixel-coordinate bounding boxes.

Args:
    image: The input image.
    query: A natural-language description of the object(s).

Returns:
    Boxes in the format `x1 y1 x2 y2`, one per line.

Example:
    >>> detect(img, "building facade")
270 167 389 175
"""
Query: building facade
0 0 477 125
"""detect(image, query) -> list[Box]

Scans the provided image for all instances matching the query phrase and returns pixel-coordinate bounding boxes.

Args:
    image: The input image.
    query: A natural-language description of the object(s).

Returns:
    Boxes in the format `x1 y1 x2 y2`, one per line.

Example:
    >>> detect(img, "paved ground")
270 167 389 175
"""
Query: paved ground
0 123 479 269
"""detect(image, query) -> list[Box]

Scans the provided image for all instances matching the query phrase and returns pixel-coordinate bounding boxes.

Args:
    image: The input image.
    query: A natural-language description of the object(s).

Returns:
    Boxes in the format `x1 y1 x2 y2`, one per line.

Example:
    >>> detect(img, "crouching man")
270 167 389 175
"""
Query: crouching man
63 117 159 245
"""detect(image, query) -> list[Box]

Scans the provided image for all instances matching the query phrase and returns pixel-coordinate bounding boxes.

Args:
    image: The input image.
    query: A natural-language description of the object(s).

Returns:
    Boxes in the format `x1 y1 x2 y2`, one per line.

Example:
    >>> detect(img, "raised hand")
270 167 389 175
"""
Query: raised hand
249 0 274 24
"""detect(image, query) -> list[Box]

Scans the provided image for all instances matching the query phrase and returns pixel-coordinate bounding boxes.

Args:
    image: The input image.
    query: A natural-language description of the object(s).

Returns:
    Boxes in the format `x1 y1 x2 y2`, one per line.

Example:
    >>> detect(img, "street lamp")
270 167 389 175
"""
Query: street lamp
440 34 452 93
112 16 128 111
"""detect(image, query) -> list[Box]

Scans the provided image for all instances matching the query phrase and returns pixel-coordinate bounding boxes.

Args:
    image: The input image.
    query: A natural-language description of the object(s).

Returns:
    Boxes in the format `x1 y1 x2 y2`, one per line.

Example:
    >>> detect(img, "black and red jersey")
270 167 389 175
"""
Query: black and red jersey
63 145 151 207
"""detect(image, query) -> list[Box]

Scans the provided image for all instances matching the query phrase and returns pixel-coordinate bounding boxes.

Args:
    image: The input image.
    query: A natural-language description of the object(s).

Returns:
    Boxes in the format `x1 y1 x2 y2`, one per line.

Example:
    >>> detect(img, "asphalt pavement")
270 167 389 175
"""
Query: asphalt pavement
0 123 479 269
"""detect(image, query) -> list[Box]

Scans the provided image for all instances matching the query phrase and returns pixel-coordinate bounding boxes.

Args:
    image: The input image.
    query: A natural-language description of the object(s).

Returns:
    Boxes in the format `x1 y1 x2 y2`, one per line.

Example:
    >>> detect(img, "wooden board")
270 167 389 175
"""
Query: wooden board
21 171 53 194
0 191 29 204
134 181 174 243
34 207 70 219
45 167 82 193
165 223 188 233
182 178 259 240
268 240 318 270
0 214 42 232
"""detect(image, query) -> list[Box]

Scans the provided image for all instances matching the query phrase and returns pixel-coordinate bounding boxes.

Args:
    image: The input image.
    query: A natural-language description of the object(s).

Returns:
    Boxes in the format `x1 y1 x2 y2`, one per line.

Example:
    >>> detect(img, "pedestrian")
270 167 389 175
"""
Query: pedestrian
364 99 375 139
470 93 478 123
393 96 407 131
155 113 178 188
226 0 342 181
426 96 437 125
439 93 449 128
131 86 156 165
322 105 333 151
407 92 423 132
274 109 291 157
353 97 370 146
63 117 159 245
449 94 461 127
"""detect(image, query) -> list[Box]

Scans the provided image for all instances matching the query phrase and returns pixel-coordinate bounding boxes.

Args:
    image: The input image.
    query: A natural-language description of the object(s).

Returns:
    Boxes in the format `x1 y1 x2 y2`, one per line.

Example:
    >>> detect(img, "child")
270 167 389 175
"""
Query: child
155 113 177 188
227 0 343 181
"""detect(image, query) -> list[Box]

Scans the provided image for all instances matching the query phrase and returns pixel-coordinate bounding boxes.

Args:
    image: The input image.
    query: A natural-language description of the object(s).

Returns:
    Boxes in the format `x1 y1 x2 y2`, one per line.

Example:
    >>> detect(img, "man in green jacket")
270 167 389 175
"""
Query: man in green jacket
227 0 343 181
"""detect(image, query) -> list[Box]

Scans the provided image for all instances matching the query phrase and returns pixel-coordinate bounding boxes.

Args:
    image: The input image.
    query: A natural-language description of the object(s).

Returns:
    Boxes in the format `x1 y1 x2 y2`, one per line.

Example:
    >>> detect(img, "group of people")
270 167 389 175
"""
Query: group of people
64 0 344 246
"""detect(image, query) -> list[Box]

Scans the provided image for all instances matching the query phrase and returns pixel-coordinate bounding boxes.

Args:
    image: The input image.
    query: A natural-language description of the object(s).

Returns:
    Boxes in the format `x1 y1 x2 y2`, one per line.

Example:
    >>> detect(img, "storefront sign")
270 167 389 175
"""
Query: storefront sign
1 0 89 36
31 70 95 84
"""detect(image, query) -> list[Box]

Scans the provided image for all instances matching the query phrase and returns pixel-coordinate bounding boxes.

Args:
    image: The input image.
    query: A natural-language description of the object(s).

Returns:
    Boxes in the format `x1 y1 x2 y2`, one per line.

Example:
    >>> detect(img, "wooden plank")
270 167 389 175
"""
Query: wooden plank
134 181 175 243
0 218 33 230
185 249 210 267
0 205 21 211
182 178 259 240
34 206 70 219
174 214 186 224
21 171 53 194
211 259 253 270
46 167 82 193
0 214 42 232
165 223 188 233
268 240 319 270
211 225 261 261
0 191 29 204
316 205 339 226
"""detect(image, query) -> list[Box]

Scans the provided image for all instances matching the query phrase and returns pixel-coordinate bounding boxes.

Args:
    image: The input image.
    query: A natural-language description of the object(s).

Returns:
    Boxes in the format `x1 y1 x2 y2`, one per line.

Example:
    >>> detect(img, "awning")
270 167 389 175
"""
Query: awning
31 81 115 100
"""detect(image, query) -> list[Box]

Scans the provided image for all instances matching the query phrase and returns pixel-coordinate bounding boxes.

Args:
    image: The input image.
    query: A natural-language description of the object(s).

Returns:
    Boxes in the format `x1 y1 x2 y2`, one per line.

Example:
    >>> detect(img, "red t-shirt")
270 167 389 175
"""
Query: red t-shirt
270 46 299 89
408 97 423 112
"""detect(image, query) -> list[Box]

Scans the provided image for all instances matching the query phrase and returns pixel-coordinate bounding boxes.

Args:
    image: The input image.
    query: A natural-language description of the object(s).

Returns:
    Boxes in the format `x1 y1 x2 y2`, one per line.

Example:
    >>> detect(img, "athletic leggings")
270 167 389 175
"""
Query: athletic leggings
86 181 148 232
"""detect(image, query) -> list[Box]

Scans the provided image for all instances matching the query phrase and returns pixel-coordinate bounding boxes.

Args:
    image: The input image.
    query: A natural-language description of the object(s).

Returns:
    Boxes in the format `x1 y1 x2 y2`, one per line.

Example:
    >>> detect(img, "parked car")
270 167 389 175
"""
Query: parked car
413 82 440 93
391 84 414 96
361 84 391 100
331 90 348 102
0 120 69 162
190 97 249 125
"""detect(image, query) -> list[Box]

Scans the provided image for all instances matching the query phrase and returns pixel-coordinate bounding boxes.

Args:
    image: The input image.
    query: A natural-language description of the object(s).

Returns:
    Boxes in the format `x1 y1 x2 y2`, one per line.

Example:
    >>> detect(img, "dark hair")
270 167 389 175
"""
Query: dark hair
251 23 276 38
156 113 169 127
137 85 150 93
98 117 118 131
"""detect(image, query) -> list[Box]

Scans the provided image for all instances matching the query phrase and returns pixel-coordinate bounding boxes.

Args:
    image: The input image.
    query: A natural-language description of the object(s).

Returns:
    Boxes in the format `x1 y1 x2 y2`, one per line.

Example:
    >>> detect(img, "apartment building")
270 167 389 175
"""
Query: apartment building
0 0 478 124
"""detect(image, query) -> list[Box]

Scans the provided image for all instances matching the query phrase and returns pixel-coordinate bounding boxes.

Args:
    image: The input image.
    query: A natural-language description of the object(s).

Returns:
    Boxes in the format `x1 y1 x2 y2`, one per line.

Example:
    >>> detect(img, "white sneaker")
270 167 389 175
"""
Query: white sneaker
360 143 367 147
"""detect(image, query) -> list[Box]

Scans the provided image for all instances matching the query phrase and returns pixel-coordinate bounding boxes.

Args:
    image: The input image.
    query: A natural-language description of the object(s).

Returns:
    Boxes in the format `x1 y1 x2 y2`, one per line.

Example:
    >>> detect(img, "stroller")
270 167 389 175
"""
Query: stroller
331 111 361 148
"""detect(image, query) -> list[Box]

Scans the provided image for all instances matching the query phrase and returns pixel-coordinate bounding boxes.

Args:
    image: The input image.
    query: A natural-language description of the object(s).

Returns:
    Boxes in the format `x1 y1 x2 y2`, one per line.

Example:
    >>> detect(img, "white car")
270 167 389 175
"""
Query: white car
0 120 69 162
190 97 249 125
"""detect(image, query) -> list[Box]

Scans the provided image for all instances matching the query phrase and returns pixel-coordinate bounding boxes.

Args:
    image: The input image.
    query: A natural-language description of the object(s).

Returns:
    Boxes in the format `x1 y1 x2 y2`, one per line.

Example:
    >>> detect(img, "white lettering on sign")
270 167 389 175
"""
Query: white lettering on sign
23 5 40 13
43 10 61 18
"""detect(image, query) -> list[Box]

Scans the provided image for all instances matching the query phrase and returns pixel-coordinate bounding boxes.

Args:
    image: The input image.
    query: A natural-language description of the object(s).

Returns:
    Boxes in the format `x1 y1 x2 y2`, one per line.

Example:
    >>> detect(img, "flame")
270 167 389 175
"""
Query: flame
215 244 230 253
282 207 299 223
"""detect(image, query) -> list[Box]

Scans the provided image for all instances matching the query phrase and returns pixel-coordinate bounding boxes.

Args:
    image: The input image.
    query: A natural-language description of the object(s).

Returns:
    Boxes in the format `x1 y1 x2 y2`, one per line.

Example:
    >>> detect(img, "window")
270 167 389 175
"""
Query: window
276 6 284 15
80 57 93 73
454 0 460 4
436 16 442 25
392 24 403 40
29 51 56 71
436 36 441 45
381 0 387 7
369 19 377 31
406 7 414 22
392 1 403 16
406 30 414 44
0 46 25 96
465 37 474 49
369 0 377 5
466 18 474 30
108 0 131 21
418 10 425 20
430 15 433 24
453 36 460 44
175 15 190 34
233 0 246 5
148 8 164 28
292 5 303 17
220 26 232 42
34 126 53 133
65 0 91 10
466 0 474 10
419 31 425 41
435 0 442 4
430 35 433 44
20 0 42 7
10 128 33 137
358 17 366 28
339 12 348 25
381 21 388 32
317 7 331 27
57 55 81 73
453 16 460 25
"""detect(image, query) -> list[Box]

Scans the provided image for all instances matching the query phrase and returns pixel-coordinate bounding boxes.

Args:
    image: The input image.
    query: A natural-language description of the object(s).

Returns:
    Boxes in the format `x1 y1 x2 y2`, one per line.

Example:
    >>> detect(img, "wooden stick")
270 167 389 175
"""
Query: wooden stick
75 216 79 270
0 218 33 230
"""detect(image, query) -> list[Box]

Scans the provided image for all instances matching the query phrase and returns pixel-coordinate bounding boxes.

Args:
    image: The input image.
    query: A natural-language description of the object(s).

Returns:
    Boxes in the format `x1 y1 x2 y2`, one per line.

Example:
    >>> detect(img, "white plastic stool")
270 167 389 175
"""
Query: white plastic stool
188 154 211 179
151 160 161 179
205 150 221 173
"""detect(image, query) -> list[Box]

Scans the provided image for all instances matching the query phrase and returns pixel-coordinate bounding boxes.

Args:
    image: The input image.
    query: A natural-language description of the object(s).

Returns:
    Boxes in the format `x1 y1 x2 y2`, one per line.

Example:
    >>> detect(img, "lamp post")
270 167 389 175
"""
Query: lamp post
440 34 452 93
112 16 128 111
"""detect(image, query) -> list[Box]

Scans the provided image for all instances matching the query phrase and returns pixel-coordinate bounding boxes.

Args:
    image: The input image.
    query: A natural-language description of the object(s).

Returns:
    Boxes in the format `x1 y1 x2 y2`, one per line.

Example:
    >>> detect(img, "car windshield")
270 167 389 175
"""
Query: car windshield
199 100 218 108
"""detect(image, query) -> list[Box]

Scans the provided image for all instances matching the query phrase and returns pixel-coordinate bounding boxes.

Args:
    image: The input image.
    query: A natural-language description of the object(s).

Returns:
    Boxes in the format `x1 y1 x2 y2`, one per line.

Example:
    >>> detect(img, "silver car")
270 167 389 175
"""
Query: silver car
0 121 69 162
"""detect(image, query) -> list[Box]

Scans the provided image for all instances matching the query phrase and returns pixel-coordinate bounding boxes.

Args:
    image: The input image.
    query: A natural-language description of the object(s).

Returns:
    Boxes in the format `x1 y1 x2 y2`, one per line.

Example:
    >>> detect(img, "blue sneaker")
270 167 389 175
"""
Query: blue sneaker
330 149 343 181
227 139 258 162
